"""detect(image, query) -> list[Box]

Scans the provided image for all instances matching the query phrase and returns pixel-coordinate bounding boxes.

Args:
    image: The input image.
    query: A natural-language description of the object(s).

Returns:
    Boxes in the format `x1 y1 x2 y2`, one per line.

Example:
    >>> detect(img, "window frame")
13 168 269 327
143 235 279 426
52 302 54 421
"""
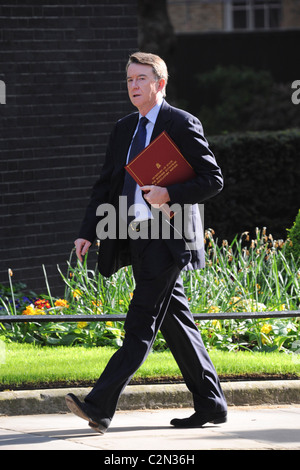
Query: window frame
224 0 282 31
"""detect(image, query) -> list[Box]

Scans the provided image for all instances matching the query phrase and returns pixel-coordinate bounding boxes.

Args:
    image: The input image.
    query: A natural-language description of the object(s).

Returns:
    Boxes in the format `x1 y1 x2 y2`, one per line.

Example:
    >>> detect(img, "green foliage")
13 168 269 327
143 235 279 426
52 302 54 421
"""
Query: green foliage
195 65 300 134
286 209 300 262
205 129 300 241
183 227 300 352
1 228 299 354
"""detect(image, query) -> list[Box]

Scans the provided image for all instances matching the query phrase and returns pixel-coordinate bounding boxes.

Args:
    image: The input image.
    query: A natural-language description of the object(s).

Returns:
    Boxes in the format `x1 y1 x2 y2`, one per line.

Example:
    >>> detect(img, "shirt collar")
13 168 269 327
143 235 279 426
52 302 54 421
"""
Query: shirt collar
140 98 163 125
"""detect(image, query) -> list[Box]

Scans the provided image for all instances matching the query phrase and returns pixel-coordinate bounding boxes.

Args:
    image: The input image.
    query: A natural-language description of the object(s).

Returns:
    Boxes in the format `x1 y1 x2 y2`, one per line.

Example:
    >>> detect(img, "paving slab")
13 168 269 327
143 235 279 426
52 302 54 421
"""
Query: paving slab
0 405 299 451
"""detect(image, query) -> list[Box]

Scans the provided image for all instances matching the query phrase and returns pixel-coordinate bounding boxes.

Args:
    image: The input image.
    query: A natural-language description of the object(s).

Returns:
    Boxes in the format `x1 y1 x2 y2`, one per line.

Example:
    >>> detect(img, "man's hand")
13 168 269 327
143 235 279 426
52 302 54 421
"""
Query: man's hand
141 185 170 208
74 238 92 262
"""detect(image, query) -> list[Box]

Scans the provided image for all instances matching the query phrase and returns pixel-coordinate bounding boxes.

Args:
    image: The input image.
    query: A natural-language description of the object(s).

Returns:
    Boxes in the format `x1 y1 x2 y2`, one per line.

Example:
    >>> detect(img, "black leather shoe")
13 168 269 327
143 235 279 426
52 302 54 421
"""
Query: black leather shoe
65 393 108 434
170 411 227 428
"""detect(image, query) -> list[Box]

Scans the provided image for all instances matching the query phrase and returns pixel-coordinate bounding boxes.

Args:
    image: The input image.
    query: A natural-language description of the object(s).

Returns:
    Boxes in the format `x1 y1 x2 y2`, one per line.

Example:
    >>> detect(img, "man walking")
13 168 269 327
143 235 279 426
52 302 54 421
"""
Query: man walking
65 52 227 433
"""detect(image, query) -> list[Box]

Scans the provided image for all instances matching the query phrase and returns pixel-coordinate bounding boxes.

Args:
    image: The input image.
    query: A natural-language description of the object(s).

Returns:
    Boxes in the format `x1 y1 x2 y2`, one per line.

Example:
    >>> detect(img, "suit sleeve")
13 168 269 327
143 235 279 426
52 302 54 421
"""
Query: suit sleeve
78 126 116 243
167 113 223 205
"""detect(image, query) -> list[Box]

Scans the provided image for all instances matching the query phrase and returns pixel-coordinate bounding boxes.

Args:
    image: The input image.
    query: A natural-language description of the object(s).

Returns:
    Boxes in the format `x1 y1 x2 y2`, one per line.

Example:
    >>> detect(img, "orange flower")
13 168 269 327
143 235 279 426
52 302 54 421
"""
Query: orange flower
92 300 102 313
22 305 45 316
54 299 69 308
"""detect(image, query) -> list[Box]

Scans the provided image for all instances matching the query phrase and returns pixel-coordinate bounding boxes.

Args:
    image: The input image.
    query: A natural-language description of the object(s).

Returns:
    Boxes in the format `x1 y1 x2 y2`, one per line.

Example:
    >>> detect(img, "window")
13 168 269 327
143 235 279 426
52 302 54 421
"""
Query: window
225 0 282 31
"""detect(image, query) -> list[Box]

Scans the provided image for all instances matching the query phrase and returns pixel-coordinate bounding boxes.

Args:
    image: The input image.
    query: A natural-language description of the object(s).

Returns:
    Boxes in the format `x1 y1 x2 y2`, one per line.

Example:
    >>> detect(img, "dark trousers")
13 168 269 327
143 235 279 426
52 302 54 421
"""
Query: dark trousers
85 237 227 423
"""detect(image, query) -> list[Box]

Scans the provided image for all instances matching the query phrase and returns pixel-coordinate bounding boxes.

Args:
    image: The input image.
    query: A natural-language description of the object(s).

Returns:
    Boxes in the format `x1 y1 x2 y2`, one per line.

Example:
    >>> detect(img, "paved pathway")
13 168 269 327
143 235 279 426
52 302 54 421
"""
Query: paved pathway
0 405 299 451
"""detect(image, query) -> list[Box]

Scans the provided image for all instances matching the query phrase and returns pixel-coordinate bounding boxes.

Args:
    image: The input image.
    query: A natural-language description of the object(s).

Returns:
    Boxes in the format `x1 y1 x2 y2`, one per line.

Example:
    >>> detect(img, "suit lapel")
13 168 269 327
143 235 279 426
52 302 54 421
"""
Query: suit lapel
150 100 172 141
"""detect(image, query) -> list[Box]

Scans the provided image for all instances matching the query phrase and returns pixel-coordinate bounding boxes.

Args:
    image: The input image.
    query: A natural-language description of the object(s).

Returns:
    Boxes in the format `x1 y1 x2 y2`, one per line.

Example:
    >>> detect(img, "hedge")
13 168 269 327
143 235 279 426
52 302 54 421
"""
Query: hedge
204 128 300 242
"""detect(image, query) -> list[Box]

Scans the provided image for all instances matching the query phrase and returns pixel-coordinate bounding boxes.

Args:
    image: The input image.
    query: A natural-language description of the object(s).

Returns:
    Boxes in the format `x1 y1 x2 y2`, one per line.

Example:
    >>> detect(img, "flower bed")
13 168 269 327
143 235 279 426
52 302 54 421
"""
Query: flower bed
1 228 299 353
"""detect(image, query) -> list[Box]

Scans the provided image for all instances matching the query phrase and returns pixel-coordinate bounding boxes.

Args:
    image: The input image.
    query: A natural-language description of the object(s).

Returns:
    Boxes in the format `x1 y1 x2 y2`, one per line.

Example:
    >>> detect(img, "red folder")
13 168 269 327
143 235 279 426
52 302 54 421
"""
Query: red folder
125 131 196 188
125 131 196 218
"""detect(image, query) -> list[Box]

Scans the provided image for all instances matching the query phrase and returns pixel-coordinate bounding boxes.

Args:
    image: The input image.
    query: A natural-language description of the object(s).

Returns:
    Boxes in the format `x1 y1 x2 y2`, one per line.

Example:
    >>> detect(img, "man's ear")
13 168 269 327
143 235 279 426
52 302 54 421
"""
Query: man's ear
157 78 166 93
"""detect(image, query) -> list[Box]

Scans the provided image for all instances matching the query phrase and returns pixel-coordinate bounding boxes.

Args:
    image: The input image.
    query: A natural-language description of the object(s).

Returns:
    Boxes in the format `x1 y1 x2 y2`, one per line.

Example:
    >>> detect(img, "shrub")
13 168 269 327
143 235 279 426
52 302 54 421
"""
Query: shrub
205 129 300 241
195 65 300 134
286 209 300 262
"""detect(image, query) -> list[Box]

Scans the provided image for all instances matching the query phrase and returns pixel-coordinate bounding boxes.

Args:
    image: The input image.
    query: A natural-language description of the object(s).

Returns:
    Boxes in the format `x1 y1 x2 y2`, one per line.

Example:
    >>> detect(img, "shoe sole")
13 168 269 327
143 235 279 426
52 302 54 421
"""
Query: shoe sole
210 416 227 425
88 421 107 434
65 394 106 435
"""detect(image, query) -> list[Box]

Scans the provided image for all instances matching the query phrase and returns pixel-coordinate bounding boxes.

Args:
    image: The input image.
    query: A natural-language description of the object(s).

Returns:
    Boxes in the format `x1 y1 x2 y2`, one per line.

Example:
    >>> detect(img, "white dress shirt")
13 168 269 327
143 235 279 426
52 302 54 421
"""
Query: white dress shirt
126 99 163 221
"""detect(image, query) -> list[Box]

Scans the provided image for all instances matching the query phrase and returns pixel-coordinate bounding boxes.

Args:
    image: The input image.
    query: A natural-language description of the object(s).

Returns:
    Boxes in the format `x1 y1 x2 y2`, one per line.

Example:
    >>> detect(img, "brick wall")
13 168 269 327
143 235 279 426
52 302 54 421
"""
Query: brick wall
282 0 300 28
167 1 223 33
0 1 138 295
167 0 300 33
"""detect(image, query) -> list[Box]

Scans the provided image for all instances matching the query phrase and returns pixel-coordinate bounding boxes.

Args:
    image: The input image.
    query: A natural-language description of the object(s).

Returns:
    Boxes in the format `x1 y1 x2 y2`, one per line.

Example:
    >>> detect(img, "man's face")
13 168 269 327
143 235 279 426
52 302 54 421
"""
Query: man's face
127 63 164 115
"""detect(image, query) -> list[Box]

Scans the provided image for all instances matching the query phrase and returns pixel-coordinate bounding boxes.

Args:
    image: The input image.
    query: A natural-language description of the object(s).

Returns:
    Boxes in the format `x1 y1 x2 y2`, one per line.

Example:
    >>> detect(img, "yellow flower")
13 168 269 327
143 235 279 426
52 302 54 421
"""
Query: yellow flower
208 305 220 313
261 324 272 335
229 296 241 305
73 289 82 300
211 320 222 330
106 321 113 327
228 297 242 312
77 322 88 329
22 305 45 316
229 297 267 313
278 304 286 311
55 299 69 308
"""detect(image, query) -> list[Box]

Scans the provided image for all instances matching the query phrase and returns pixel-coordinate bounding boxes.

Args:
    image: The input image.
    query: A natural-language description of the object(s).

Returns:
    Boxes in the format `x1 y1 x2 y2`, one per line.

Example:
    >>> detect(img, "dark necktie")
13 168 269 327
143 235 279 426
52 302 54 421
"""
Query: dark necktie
122 116 148 221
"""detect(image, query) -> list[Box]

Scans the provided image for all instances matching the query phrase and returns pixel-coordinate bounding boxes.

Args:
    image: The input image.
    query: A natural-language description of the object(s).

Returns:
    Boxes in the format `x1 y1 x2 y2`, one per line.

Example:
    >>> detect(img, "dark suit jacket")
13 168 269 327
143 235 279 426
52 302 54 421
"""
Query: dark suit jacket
78 100 223 277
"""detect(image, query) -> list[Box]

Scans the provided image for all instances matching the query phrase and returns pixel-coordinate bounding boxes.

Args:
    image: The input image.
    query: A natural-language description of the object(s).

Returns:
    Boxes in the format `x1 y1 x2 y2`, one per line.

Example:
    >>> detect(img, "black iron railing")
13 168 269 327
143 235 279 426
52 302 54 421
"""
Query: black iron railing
0 310 299 324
